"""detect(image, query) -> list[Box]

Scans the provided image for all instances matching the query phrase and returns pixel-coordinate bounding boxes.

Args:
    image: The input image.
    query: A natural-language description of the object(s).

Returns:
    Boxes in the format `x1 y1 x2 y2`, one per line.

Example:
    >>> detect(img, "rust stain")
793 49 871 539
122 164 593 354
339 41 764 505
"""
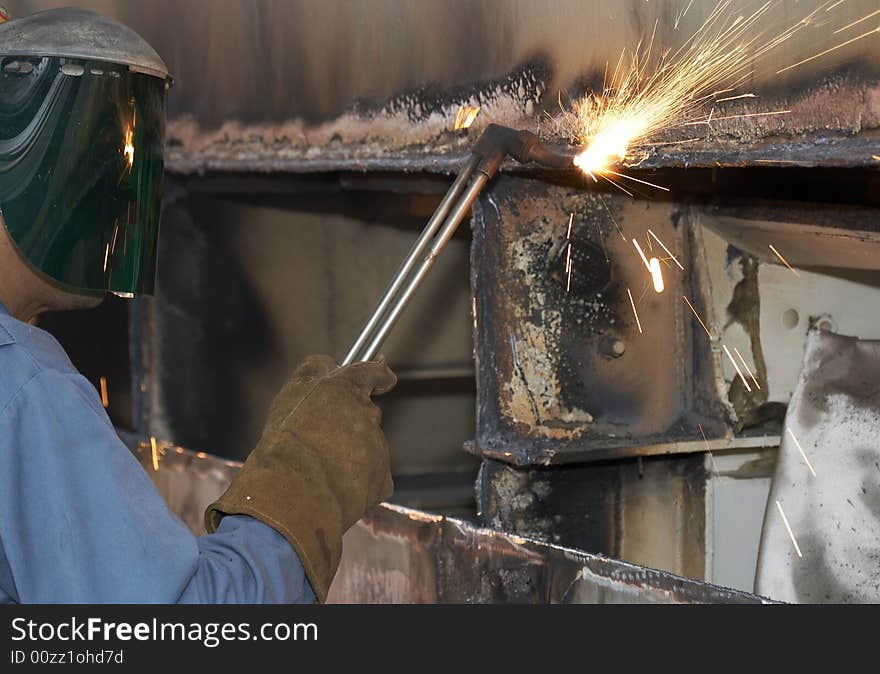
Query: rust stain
499 191 599 441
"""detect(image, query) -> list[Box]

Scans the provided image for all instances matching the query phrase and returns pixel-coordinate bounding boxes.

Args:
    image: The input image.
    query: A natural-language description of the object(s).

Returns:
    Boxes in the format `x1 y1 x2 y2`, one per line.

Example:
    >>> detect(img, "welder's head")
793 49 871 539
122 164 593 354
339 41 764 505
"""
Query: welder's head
0 7 170 299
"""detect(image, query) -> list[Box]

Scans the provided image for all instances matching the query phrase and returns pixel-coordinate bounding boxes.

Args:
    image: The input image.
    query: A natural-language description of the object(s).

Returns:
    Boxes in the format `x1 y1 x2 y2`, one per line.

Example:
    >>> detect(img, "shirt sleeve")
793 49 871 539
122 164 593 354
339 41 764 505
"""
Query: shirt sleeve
0 368 316 604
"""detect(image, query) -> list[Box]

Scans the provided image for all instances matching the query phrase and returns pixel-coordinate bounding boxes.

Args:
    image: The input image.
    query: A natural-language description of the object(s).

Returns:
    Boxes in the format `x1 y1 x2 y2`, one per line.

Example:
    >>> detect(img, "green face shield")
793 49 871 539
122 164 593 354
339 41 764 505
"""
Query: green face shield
0 56 166 296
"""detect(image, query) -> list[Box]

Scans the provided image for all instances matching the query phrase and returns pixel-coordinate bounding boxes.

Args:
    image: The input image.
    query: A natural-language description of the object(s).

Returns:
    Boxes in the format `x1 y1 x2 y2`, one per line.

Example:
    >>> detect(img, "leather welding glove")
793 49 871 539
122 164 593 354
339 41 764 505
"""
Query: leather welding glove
205 354 397 602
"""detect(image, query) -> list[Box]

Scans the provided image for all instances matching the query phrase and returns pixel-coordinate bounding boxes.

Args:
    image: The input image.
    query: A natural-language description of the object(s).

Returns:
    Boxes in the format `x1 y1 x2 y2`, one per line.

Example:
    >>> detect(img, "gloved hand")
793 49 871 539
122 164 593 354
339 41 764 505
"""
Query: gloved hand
205 354 397 602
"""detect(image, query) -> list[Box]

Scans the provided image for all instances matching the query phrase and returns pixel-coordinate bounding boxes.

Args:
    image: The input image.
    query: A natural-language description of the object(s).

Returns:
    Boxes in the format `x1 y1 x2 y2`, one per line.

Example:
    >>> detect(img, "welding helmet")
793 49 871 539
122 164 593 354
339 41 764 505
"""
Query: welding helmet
0 8 170 297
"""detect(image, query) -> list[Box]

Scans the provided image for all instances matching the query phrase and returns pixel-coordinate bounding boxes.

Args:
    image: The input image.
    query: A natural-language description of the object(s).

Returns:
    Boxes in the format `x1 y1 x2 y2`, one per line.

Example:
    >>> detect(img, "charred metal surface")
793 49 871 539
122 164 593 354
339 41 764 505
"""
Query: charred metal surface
8 1 878 172
162 71 880 175
167 71 880 174
164 62 546 175
756 331 880 603
476 455 707 580
471 175 727 466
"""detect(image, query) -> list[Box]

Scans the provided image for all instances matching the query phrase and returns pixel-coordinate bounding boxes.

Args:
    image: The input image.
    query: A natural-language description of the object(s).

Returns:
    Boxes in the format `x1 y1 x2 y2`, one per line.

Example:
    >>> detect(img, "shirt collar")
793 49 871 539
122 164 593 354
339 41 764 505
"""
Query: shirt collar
0 301 8 317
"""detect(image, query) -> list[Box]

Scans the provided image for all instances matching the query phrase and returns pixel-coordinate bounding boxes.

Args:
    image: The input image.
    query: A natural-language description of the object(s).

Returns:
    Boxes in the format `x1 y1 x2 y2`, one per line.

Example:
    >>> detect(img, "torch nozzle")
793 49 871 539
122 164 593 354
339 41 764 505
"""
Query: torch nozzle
472 123 576 173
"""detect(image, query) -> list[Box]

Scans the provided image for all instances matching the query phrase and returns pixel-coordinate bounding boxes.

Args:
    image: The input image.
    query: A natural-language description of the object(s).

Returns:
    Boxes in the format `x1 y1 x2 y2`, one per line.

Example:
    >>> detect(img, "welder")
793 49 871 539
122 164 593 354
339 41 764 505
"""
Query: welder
0 8 395 603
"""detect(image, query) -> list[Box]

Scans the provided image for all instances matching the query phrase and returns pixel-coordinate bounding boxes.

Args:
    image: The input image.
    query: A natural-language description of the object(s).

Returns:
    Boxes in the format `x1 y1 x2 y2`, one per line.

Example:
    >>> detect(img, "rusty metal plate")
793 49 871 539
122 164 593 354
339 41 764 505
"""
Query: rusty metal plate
130 440 769 603
329 502 769 604
470 175 727 466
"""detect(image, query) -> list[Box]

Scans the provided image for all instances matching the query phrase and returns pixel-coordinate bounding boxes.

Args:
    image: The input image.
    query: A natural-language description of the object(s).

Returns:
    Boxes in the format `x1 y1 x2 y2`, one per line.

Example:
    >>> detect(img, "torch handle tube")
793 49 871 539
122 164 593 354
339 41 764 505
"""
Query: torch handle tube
358 172 490 363
341 123 561 364
341 154 480 365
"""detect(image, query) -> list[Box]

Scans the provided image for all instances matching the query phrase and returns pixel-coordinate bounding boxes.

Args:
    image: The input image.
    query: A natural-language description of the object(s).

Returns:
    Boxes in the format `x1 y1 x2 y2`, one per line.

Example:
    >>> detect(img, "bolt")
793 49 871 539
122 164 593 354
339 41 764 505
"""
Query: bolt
600 336 626 358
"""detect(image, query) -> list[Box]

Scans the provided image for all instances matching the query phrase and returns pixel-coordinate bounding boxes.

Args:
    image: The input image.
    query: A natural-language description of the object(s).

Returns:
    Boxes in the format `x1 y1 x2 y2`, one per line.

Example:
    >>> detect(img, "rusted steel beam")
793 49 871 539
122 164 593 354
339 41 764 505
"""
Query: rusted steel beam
471 175 729 466
164 69 880 174
476 455 708 579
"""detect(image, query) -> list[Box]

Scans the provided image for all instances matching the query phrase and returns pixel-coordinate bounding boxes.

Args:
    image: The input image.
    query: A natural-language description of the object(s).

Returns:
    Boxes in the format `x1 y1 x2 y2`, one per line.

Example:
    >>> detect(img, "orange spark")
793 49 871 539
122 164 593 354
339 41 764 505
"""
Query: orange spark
634 237 665 294
563 2 830 180
768 244 800 277
787 427 817 478
599 195 626 242
680 109 792 126
674 0 695 30
602 169 670 192
775 500 803 558
150 436 159 472
454 105 480 130
714 92 757 103
123 127 134 168
682 295 713 339
627 288 642 334
698 423 719 476
565 213 574 292
777 24 880 75
723 344 752 392
833 8 880 34
99 376 109 408
633 238 651 270
648 257 665 293
566 242 573 293
647 229 684 270
733 347 761 390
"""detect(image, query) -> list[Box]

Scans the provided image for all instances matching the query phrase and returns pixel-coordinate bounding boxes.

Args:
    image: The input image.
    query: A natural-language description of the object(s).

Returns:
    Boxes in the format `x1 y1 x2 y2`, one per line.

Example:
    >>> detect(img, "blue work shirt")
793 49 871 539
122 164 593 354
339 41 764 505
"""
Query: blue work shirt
0 302 316 603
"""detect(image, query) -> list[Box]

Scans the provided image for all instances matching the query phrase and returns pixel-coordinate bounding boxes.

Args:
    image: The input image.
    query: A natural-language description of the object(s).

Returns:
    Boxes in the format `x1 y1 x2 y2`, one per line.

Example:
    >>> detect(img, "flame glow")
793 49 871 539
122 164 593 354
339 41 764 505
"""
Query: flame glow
123 108 136 169
573 119 643 176
649 257 665 293
123 128 135 168
633 238 666 293
454 105 481 130
562 1 837 182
